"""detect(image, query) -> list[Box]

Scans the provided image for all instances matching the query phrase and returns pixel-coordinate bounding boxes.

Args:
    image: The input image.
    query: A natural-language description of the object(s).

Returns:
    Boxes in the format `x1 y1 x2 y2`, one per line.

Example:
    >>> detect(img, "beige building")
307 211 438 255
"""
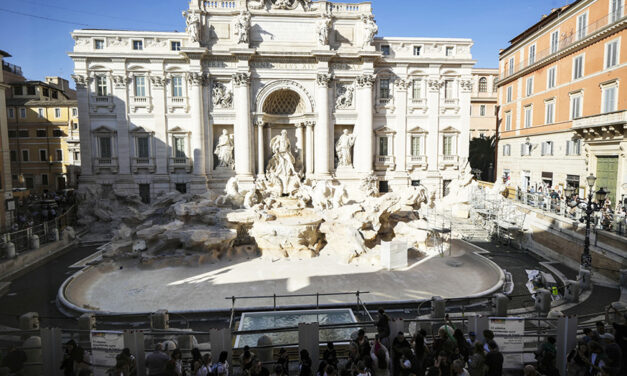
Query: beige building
1 51 15 229
470 68 498 139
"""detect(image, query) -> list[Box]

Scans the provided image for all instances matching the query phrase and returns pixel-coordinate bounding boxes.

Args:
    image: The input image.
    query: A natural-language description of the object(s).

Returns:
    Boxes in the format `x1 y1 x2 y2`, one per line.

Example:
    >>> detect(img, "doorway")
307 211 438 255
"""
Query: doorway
596 156 618 203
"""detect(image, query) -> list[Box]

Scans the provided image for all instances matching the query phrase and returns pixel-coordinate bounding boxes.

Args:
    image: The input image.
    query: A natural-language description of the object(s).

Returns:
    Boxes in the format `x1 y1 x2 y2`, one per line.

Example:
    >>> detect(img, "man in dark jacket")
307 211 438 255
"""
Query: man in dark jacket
484 341 503 376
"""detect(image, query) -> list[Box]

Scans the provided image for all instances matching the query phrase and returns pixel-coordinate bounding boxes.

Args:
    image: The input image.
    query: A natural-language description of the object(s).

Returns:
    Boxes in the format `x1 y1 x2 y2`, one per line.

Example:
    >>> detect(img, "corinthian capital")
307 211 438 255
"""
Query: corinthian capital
150 75 166 88
460 79 473 92
187 72 203 86
356 74 375 88
112 74 130 88
394 79 411 91
232 72 250 87
316 73 333 87
428 79 442 92
71 74 87 88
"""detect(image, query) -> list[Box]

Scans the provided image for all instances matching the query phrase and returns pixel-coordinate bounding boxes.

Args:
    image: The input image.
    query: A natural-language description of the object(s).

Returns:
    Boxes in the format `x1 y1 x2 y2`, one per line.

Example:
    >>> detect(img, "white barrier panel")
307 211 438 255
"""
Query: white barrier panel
91 330 124 376
489 317 524 369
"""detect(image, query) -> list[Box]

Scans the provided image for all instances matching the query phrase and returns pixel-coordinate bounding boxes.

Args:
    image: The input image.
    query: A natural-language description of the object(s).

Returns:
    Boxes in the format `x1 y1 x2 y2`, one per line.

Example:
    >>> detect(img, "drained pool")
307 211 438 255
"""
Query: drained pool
235 309 358 348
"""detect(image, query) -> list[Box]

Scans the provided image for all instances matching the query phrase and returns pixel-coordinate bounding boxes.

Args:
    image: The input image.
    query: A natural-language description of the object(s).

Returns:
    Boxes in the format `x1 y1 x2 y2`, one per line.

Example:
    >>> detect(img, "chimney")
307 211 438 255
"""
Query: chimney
45 76 69 91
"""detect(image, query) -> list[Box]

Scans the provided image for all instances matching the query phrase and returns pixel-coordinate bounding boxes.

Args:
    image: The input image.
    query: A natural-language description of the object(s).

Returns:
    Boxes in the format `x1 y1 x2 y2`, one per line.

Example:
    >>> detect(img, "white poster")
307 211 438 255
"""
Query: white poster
90 330 124 376
489 317 525 369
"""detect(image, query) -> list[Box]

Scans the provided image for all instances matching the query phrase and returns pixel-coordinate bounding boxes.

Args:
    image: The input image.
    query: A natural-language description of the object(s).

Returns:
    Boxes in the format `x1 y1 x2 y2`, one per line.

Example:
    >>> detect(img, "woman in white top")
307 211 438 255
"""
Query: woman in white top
370 340 390 376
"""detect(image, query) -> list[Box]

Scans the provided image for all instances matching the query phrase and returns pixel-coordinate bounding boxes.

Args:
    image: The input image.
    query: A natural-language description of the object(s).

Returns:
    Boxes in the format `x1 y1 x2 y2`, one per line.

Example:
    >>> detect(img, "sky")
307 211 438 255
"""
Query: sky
0 0 572 85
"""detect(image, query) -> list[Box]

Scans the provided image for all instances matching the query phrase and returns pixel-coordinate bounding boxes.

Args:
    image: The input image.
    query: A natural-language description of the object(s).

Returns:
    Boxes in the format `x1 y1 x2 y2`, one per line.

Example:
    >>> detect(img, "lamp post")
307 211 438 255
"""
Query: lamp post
581 174 609 269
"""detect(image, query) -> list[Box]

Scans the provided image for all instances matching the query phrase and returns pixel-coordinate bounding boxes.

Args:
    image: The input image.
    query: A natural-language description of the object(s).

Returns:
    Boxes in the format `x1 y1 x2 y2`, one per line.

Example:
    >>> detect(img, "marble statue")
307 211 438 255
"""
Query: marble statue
235 10 251 45
335 129 356 167
336 83 355 109
212 83 233 109
360 172 379 197
214 129 234 169
184 11 201 43
317 12 332 46
361 14 378 49
266 130 299 195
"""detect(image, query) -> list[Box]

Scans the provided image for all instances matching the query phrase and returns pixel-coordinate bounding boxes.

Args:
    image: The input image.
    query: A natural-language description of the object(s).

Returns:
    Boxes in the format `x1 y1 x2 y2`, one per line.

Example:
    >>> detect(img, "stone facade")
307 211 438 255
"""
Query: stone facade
69 0 474 201
470 68 498 139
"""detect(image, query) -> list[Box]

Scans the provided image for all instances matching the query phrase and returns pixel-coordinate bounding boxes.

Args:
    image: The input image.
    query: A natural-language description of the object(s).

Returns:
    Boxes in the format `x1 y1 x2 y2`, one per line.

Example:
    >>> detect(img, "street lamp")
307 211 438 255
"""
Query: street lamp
564 186 575 200
580 174 609 269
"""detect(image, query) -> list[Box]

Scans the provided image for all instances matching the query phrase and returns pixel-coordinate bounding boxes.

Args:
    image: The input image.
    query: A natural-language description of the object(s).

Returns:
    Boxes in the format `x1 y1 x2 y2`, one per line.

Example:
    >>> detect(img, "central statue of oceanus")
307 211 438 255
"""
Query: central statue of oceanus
266 129 300 196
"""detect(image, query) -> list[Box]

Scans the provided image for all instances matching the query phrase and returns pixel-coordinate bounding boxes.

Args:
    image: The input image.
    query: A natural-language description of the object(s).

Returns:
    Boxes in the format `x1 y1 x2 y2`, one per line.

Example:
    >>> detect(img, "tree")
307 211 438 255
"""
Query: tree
468 135 496 182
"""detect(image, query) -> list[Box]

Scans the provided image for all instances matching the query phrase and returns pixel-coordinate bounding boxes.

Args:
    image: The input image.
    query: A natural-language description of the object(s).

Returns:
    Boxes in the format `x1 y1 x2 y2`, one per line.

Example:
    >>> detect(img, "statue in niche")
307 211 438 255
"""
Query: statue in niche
361 14 378 49
184 11 201 43
266 130 299 195
335 129 356 168
212 83 233 109
316 12 332 46
214 129 234 169
335 83 355 109
235 10 251 45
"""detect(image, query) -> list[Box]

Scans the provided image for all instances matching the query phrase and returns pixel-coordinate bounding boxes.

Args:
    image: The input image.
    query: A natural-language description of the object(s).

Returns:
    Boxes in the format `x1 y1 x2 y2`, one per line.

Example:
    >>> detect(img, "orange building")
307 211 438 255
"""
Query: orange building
496 0 626 206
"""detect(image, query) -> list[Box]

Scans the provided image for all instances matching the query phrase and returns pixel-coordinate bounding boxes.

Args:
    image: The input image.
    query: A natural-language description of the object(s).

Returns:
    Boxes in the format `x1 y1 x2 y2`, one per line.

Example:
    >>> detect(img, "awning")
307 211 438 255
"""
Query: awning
542 171 553 179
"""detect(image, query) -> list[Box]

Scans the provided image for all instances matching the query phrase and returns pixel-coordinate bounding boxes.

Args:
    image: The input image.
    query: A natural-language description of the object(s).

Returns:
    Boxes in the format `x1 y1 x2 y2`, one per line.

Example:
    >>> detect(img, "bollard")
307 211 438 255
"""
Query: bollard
431 296 445 319
548 309 564 319
534 289 551 315
620 269 627 289
78 313 96 348
4 242 15 258
150 309 169 329
578 268 591 291
19 312 40 331
564 280 580 303
30 235 40 250
22 335 42 376
256 335 273 364
492 293 509 317
51 228 60 242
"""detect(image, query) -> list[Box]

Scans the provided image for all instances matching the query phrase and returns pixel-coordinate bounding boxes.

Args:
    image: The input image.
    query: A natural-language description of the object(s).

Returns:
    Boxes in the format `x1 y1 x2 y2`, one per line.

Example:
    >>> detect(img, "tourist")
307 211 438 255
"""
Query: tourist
114 348 136 376
391 332 410 376
323 342 338 369
316 361 328 376
191 349 202 374
370 341 390 376
466 332 479 348
587 341 607 374
355 329 372 368
452 359 470 376
298 349 312 376
165 349 182 376
432 327 456 362
2 345 27 375
467 343 486 376
252 359 270 376
433 351 450 376
398 349 414 376
145 343 170 376
581 328 593 344
215 351 229 376
376 308 391 346
482 331 495 353
241 347 255 373
347 343 361 374
424 367 439 376
602 334 622 376
61 340 88 376
277 348 289 376
567 341 589 376
523 365 541 376
324 365 336 376
194 353 213 376
453 329 471 363
535 336 557 376
413 330 429 376
484 341 503 376
355 361 371 376
273 365 285 376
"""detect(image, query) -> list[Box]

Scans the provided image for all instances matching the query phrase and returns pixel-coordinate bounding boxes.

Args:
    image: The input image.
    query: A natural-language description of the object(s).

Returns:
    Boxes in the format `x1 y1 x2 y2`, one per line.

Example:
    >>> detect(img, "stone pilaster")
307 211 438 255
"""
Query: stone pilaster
188 72 206 175
112 73 131 175
256 120 265 176
233 72 253 180
315 73 333 177
72 74 93 176
355 74 375 174
150 74 168 175
306 121 315 176
394 79 410 174
295 122 305 168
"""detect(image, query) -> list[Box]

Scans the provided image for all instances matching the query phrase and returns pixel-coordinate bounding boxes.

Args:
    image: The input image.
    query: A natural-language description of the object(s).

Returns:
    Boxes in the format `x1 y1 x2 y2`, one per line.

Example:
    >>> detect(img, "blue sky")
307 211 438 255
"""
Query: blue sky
0 0 571 85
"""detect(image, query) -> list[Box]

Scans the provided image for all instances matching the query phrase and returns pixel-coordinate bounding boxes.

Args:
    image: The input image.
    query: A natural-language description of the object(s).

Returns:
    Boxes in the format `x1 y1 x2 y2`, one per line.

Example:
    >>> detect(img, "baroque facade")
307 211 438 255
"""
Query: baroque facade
69 0 474 201
470 68 498 139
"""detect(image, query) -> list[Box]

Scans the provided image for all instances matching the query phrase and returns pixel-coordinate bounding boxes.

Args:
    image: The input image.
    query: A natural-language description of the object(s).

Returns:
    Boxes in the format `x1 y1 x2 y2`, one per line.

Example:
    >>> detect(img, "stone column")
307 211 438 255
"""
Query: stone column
150 75 168 175
306 121 315 176
295 123 305 167
188 72 206 175
459 78 473 165
256 120 265 175
112 73 131 175
394 79 410 173
425 78 443 196
233 72 253 180
355 74 375 174
315 74 333 177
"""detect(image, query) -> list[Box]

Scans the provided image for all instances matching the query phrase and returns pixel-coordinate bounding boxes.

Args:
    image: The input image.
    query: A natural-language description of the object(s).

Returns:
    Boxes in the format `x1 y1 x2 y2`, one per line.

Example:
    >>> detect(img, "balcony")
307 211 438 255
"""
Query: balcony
440 98 460 114
89 95 114 113
573 110 626 139
439 155 459 170
169 157 192 173
130 96 153 113
131 157 156 173
409 98 427 113
375 155 395 170
167 96 190 113
407 155 427 170
93 157 119 174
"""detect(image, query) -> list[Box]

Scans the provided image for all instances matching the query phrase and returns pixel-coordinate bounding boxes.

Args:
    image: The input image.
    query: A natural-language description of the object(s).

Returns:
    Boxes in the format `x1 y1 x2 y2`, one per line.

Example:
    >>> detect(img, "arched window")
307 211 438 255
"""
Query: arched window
478 77 488 93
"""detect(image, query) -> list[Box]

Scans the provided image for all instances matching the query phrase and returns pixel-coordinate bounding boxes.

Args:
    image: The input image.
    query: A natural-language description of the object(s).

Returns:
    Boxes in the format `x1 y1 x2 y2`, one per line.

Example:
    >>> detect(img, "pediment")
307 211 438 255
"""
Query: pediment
130 126 151 134
168 126 187 133
374 126 396 134
93 125 115 133
441 126 460 133
408 125 427 133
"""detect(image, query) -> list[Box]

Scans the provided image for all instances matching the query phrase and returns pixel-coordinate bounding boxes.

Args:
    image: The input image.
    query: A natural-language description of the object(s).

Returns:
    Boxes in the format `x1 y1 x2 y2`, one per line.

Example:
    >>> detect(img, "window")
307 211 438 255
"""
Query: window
610 0 622 23
379 79 390 100
8 130 16 138
566 139 582 156
40 149 48 162
573 55 584 79
526 77 534 96
171 76 183 97
411 180 421 187
506 86 513 103
381 45 390 56
410 135 422 156
18 130 28 138
96 76 108 96
442 135 455 156
53 129 62 137
550 30 559 54
137 136 150 158
134 76 146 97
524 106 533 128
99 136 112 158
43 87 49 97
171 41 181 51
605 39 619 68
132 40 143 50
20 108 26 118
545 100 555 124
480 105 486 116
379 181 389 194
508 57 514 75
444 80 454 99
442 180 452 197
94 39 105 49
10 150 16 161
51 90 58 99
602 84 617 113
8 108 14 118
13 86 23 96
25 177 34 189
378 136 389 156
505 111 512 131
27 86 36 95
72 108 78 117
22 150 29 162
445 46 454 56
36 129 46 137
139 184 151 204
73 151 80 161
41 174 48 186
56 149 63 161
547 67 556 89
413 46 421 56
503 144 511 156
411 79 422 100
54 108 61 118
541 141 554 156
520 143 531 156
577 13 588 40
571 94 582 119
173 136 186 158
529 44 536 65
175 183 187 194
478 77 488 93
38 108 44 118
